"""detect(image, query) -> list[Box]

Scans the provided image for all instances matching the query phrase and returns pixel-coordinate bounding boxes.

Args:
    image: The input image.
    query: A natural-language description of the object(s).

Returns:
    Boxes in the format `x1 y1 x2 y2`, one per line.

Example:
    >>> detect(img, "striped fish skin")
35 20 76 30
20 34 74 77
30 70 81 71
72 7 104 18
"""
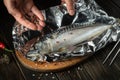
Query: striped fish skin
33 23 112 55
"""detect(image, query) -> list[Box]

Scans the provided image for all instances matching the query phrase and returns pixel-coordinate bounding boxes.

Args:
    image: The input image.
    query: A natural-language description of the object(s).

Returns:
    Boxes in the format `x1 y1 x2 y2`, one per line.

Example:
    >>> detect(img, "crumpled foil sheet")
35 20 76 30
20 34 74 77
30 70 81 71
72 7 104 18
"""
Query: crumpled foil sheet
12 0 120 62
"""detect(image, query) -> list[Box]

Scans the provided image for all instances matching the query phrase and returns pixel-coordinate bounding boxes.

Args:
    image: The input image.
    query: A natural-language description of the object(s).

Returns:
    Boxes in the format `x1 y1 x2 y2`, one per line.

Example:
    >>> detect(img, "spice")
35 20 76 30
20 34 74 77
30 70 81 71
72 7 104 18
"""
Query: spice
0 54 10 64
0 42 5 49
0 42 13 53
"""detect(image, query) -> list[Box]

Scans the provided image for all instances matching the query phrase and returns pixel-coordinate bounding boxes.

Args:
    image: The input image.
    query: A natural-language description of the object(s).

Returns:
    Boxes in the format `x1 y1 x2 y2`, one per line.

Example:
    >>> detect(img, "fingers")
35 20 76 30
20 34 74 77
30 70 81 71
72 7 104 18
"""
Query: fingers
64 0 75 16
31 6 44 21
31 5 45 27
4 0 37 30
25 2 46 30
9 5 37 30
13 9 37 30
4 0 45 31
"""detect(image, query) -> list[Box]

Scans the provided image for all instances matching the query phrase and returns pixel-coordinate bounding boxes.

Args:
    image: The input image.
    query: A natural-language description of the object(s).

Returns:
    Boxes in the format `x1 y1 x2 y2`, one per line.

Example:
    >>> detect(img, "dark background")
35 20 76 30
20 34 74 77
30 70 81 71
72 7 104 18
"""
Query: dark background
0 0 120 80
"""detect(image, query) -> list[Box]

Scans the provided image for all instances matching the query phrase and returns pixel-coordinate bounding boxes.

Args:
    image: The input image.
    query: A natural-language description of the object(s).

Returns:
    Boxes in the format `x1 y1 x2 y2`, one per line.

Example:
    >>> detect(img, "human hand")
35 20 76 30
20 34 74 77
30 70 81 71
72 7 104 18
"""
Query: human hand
61 0 76 16
4 0 45 30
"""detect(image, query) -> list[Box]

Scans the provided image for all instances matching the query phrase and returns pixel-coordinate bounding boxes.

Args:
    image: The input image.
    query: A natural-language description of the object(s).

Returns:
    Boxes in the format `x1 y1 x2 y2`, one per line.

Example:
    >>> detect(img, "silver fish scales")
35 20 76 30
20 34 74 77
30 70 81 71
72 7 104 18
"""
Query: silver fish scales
12 0 120 62
27 23 112 57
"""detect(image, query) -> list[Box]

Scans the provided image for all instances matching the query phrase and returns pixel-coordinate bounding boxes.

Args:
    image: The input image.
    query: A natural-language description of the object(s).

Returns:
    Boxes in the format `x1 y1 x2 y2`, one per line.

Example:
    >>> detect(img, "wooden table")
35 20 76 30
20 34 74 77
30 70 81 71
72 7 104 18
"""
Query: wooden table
0 42 120 80
0 0 120 80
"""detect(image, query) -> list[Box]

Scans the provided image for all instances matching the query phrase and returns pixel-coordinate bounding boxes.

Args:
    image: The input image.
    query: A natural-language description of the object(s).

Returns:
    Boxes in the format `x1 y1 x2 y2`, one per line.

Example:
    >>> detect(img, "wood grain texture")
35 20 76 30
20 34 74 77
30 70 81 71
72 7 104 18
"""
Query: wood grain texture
0 0 120 80
15 50 90 72
11 42 119 80
0 34 120 80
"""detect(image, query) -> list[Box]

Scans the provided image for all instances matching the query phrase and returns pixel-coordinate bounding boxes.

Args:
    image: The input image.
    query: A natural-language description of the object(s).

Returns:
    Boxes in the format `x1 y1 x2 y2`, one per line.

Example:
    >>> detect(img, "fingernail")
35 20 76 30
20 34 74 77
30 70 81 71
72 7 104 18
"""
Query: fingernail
39 21 46 27
32 27 37 30
69 10 75 16
29 25 37 30
37 26 43 31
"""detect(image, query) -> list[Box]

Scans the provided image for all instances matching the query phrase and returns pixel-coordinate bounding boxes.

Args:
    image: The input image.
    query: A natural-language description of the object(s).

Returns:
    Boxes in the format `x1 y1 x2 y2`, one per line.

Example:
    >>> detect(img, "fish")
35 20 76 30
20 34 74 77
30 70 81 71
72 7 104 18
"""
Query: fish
28 23 112 55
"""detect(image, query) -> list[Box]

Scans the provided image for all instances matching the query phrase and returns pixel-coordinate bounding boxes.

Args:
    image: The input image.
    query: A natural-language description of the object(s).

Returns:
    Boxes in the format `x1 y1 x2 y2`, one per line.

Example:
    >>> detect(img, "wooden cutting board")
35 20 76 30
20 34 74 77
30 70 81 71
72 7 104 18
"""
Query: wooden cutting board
15 50 90 72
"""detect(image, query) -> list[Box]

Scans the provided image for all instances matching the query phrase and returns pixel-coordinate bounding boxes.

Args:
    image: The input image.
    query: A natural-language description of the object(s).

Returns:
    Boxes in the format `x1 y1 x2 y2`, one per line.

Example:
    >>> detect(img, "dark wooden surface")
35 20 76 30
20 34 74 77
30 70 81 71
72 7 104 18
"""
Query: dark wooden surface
0 41 120 80
0 0 120 80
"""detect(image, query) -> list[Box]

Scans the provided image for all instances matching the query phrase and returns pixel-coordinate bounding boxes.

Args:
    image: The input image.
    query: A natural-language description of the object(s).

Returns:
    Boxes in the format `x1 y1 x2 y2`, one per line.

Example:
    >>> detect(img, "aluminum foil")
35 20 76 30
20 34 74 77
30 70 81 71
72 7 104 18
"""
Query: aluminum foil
12 0 120 62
